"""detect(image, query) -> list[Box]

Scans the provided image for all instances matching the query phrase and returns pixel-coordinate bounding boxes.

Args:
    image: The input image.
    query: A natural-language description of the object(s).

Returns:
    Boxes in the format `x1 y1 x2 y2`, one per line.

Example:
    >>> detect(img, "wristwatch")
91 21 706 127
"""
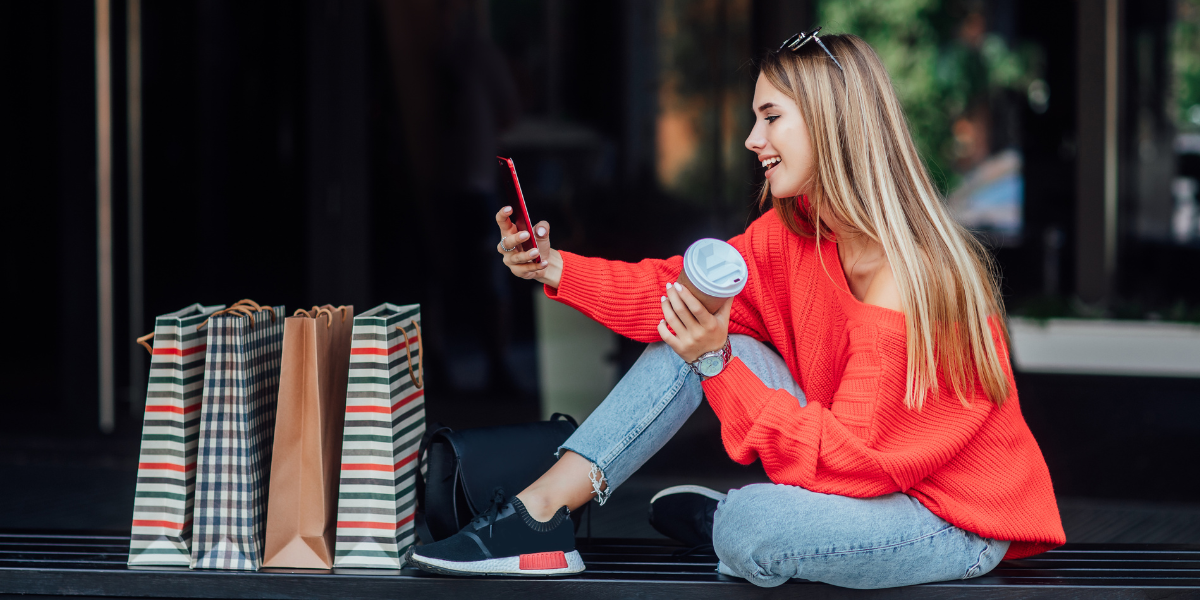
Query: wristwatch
688 337 732 380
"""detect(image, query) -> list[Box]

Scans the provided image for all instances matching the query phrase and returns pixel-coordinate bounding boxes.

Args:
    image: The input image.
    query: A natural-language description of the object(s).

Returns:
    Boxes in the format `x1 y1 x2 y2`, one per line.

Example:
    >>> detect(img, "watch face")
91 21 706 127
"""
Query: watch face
698 355 724 377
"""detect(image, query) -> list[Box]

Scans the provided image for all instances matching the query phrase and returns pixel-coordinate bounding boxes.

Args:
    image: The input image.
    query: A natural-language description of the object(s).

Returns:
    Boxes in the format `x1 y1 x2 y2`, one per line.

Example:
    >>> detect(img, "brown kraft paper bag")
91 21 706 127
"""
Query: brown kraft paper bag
263 305 354 568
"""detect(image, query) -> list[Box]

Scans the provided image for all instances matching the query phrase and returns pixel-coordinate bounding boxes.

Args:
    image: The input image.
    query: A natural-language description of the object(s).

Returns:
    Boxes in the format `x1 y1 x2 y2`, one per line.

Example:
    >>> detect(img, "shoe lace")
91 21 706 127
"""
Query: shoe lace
475 486 507 538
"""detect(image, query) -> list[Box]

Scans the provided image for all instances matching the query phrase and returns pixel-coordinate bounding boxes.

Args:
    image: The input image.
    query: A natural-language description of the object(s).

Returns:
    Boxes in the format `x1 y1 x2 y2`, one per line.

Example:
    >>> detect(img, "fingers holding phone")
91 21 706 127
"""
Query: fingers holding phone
497 225 538 264
497 217 554 281
495 157 562 288
495 206 519 238
532 220 551 263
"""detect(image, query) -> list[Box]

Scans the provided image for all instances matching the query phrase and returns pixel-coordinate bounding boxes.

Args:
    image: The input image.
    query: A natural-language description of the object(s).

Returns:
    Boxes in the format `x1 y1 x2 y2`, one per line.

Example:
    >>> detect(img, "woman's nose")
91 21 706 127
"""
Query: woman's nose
745 126 765 153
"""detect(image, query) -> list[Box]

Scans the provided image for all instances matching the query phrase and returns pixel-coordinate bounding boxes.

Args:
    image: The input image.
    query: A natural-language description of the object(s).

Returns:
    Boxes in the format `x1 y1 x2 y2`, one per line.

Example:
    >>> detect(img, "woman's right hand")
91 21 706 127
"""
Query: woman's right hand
496 206 562 289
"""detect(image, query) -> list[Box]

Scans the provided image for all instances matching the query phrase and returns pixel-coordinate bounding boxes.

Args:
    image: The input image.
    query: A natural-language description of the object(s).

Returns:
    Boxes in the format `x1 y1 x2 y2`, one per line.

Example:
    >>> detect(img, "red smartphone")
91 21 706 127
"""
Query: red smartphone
497 156 541 264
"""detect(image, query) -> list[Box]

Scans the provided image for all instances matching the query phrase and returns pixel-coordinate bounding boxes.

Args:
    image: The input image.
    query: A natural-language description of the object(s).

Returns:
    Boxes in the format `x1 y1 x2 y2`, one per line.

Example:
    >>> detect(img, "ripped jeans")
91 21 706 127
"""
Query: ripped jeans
556 335 1010 589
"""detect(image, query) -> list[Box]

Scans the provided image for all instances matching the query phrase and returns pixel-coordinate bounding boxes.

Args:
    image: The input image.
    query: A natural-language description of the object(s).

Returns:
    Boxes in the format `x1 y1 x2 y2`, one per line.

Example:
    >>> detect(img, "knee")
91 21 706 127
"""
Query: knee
637 340 687 370
711 485 796 588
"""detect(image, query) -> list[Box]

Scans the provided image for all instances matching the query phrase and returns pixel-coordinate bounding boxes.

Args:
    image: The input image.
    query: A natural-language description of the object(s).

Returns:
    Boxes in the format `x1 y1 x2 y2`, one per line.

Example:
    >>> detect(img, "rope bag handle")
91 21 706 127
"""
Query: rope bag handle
396 321 424 389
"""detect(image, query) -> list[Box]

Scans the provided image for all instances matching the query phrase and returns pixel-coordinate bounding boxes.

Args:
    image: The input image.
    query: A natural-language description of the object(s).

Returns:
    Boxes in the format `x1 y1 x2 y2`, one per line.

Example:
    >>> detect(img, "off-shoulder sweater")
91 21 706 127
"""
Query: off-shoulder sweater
544 209 1065 560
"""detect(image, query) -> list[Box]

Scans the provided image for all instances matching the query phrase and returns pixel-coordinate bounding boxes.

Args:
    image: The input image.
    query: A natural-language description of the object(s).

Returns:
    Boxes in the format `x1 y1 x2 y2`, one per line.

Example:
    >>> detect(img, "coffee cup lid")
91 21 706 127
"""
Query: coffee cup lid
683 238 748 298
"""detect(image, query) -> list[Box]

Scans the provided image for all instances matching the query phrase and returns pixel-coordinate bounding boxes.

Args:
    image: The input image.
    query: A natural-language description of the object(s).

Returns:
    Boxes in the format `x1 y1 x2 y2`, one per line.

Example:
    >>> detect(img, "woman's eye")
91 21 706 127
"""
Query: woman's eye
765 115 779 123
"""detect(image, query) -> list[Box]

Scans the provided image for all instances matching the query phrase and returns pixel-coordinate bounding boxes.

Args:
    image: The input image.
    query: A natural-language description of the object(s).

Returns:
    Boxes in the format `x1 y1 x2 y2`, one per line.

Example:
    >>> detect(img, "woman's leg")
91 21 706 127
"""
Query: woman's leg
712 483 1011 589
518 335 803 521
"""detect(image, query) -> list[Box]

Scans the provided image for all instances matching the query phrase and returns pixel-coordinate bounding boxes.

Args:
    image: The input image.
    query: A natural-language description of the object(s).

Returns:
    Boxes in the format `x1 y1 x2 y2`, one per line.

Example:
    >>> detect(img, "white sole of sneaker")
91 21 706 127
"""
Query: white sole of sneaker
407 549 585 577
650 484 728 504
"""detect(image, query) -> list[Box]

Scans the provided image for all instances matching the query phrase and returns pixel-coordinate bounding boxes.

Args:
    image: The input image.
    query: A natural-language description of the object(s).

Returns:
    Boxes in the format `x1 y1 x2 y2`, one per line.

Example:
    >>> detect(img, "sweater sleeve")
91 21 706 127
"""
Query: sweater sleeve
543 217 777 343
543 250 684 344
703 324 1004 497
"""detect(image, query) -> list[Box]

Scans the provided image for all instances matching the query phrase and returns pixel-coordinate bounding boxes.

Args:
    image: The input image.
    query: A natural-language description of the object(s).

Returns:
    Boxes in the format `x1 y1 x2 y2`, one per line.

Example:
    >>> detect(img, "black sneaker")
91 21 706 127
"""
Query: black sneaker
405 497 584 576
648 485 726 547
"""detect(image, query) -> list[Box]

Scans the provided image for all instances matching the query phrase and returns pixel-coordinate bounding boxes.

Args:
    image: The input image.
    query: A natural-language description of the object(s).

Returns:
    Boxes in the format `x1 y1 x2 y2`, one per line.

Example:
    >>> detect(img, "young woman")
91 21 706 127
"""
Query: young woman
406 31 1066 589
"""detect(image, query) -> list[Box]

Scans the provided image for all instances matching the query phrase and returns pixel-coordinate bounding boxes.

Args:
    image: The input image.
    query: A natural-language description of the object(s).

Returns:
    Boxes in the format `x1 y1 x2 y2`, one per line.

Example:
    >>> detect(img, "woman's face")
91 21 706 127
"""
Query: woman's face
744 74 813 199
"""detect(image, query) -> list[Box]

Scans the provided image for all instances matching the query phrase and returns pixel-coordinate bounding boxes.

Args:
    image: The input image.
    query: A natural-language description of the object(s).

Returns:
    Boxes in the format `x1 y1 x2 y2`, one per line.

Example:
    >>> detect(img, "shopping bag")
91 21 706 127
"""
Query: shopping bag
190 301 286 570
333 303 426 568
127 303 226 567
262 305 355 569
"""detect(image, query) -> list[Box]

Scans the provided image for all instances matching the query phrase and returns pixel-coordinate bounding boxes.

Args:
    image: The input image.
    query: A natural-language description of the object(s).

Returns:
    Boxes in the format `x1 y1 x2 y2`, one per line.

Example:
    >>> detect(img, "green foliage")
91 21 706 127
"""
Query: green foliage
1173 0 1200 130
817 0 1041 192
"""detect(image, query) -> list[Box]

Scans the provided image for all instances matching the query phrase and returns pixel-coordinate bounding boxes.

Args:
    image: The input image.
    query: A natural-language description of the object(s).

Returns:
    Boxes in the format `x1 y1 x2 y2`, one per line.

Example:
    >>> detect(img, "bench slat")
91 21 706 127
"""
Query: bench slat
0 532 1198 600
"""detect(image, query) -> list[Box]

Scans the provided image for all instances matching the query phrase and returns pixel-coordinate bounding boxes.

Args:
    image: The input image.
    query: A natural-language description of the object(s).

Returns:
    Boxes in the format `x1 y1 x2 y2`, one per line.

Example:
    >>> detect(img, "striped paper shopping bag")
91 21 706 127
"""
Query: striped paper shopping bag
128 303 226 567
333 303 426 568
190 303 286 570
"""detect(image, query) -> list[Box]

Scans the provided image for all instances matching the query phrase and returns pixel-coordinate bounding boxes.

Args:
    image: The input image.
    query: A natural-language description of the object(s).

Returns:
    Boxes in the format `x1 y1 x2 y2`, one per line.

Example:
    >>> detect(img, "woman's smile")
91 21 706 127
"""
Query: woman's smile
762 156 782 178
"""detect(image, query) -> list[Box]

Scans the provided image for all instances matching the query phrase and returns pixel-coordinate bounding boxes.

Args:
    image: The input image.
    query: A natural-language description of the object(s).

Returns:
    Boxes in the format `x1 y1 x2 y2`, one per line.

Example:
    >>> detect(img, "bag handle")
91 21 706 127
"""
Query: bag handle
550 412 579 428
414 423 454 545
198 305 255 330
197 300 276 331
335 305 349 322
396 322 424 389
293 306 334 326
136 332 155 355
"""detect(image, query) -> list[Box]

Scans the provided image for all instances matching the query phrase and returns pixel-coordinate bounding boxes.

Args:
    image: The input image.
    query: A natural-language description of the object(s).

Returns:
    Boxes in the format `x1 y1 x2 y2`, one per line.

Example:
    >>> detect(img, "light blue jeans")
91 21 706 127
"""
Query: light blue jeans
557 335 1010 589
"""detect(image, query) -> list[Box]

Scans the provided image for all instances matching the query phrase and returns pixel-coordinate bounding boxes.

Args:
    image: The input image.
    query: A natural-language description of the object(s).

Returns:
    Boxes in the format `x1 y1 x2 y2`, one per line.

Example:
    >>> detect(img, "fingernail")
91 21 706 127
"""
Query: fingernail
666 282 672 290
673 282 683 292
537 227 546 237
529 249 540 257
503 206 511 213
519 231 529 240
661 296 667 302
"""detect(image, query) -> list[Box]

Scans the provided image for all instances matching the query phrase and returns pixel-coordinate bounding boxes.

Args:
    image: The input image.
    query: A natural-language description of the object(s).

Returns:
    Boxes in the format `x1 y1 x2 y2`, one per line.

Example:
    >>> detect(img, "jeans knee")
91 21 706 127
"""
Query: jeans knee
711 486 794 588
642 340 684 364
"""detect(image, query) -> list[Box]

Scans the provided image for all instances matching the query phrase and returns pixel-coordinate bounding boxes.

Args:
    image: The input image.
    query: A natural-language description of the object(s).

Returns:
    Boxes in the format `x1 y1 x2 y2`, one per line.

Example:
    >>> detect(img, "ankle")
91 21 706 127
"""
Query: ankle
515 491 562 523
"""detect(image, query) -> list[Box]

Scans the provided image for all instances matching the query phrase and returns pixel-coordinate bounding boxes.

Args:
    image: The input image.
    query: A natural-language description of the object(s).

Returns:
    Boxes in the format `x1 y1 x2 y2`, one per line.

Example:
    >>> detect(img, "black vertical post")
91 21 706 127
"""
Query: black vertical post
128 0 144 418
196 1 235 285
59 1 100 432
622 0 659 183
308 0 370 307
1075 0 1122 303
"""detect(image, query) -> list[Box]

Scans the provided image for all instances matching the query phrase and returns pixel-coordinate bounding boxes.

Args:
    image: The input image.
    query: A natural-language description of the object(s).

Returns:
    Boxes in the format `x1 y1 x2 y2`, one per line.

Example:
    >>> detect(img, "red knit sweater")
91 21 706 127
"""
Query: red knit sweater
545 209 1065 560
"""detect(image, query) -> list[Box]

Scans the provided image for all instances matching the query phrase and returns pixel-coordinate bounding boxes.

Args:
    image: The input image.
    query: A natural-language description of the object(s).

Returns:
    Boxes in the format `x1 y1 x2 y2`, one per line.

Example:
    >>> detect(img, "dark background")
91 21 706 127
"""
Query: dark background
1 0 1198 539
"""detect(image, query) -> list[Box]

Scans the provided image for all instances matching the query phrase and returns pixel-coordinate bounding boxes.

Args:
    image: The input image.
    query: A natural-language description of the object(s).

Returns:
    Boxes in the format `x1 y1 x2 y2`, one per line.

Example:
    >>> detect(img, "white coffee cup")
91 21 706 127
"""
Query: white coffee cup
678 238 748 314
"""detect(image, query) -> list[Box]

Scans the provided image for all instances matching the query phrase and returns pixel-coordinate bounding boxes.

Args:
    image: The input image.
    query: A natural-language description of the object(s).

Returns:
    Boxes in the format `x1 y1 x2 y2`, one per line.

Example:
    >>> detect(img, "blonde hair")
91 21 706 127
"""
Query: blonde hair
758 34 1010 409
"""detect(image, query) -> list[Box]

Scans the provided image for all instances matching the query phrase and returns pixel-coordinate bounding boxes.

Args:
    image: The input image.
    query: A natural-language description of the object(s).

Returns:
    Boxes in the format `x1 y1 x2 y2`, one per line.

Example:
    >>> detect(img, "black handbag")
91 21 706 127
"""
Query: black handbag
414 413 587 543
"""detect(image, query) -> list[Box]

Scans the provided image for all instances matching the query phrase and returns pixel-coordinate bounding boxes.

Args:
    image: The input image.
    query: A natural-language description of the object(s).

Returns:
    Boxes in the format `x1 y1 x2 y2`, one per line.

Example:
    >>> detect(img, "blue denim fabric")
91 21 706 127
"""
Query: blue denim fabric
557 335 1009 589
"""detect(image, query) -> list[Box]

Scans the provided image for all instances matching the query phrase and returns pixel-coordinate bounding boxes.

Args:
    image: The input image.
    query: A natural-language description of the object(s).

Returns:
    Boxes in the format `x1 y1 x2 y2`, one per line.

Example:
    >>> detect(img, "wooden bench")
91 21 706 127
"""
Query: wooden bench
2 531 1199 599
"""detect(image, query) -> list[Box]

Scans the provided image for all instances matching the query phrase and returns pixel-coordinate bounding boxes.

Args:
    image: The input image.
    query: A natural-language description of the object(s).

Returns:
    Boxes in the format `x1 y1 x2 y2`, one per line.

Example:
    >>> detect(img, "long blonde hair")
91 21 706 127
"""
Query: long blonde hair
758 34 1010 409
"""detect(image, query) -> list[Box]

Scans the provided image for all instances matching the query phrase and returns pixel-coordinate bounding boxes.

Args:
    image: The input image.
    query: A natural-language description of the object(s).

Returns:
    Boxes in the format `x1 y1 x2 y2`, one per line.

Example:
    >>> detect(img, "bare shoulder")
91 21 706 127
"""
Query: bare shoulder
861 260 903 312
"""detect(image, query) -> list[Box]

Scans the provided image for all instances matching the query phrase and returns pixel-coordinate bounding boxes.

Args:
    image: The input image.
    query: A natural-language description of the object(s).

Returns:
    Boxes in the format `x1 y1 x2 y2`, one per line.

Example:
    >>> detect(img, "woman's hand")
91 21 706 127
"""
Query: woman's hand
496 206 562 289
657 281 731 363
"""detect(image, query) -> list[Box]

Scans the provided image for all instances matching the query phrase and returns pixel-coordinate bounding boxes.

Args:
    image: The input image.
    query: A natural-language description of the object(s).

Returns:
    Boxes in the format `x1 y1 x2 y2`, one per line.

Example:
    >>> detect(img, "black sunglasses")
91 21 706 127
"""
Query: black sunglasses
778 27 844 72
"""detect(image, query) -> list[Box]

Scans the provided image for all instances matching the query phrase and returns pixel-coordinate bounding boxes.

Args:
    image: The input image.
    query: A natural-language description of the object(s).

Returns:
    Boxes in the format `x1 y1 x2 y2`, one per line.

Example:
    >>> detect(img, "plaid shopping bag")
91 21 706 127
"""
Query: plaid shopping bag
190 303 286 570
127 304 226 567
333 303 426 568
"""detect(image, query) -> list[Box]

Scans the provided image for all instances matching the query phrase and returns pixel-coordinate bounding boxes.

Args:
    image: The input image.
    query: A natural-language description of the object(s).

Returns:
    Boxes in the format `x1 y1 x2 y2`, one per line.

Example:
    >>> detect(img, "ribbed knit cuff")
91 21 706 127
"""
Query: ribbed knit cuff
543 249 574 301
543 250 605 321
702 359 772 442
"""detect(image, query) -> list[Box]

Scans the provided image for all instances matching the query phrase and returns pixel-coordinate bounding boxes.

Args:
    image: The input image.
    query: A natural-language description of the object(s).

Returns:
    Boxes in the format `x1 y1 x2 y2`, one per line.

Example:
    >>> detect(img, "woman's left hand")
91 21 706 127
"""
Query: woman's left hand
657 281 732 363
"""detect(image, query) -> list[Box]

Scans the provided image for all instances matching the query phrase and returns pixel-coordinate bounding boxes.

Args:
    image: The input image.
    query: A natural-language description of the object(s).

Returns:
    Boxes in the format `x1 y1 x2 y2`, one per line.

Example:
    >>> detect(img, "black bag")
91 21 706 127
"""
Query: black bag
415 413 586 543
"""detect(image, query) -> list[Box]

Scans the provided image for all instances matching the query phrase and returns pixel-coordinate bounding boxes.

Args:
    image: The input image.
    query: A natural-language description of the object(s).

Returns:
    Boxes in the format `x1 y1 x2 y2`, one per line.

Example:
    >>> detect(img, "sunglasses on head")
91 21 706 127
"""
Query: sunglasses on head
778 27 844 72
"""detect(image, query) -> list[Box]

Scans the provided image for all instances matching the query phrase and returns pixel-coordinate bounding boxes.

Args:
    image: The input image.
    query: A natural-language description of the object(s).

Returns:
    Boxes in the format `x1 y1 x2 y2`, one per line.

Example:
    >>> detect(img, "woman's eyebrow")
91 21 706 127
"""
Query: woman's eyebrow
757 102 777 113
